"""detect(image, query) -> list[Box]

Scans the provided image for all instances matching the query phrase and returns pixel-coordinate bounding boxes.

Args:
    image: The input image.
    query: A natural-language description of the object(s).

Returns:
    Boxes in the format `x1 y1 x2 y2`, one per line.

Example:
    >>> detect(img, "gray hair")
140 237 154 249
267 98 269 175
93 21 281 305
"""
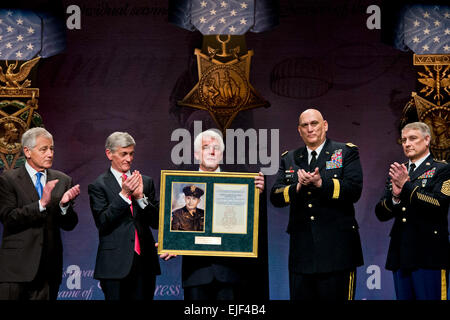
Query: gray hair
193 129 224 153
402 122 431 138
21 127 53 150
105 132 136 152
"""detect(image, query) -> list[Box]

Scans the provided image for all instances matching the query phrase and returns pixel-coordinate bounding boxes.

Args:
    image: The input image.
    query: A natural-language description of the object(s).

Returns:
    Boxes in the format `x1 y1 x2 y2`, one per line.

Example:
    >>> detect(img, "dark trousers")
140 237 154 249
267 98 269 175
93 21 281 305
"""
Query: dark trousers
0 280 59 300
289 269 356 300
184 279 237 300
0 254 59 301
393 268 448 300
100 253 156 300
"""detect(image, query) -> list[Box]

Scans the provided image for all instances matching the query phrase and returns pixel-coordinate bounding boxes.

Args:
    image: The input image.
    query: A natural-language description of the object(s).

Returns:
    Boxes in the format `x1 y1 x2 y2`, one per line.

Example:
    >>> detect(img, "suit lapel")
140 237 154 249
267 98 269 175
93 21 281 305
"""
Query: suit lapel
17 165 40 203
104 169 134 214
105 169 122 195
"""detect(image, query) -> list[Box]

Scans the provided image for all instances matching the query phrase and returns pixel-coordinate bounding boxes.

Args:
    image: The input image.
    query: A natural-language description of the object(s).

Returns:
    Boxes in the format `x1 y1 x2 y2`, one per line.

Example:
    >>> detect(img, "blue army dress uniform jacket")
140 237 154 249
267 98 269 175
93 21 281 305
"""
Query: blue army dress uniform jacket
270 139 364 274
375 155 450 271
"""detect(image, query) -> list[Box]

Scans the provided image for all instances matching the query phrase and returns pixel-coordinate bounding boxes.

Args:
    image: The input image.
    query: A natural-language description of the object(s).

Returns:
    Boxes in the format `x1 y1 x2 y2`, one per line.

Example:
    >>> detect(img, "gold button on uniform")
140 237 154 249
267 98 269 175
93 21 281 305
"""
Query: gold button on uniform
308 204 312 208
402 207 406 212
434 230 438 234
307 192 311 195
310 216 315 221
402 218 406 222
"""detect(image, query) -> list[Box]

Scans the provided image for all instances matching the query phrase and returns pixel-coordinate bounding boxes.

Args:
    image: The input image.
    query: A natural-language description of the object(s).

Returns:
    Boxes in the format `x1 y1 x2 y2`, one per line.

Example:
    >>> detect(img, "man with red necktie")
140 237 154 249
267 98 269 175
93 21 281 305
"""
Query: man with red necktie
88 132 160 300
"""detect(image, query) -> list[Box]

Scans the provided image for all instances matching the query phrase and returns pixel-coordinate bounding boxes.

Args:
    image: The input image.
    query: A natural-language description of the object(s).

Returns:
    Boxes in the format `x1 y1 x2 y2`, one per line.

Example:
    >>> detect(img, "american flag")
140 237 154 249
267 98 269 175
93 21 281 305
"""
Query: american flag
169 0 278 35
0 9 65 60
398 5 450 54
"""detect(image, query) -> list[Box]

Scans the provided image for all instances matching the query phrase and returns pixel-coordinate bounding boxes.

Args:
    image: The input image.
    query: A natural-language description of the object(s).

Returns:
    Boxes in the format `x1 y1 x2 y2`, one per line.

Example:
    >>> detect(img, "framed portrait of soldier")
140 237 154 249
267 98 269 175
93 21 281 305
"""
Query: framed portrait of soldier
170 183 206 232
158 170 260 258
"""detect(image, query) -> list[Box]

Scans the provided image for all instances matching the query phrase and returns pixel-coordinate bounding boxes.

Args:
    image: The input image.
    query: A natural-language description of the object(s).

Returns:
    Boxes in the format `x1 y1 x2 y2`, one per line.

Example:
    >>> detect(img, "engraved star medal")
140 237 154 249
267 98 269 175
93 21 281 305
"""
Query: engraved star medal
173 0 273 132
179 35 269 132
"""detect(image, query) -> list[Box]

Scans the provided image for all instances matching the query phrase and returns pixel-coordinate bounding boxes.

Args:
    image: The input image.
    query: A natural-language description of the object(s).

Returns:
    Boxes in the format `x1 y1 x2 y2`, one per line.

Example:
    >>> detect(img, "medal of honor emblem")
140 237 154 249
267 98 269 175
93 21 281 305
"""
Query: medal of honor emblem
179 35 269 132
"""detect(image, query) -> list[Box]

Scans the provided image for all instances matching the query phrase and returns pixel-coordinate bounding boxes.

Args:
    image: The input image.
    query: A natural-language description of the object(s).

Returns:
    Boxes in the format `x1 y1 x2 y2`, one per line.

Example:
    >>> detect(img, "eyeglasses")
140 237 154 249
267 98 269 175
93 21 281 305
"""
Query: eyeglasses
202 145 221 151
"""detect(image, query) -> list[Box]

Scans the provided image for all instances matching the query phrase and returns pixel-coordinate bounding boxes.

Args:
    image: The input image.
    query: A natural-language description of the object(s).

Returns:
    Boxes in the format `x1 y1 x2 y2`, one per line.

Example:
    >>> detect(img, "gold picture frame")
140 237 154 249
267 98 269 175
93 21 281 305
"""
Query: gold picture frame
157 170 260 258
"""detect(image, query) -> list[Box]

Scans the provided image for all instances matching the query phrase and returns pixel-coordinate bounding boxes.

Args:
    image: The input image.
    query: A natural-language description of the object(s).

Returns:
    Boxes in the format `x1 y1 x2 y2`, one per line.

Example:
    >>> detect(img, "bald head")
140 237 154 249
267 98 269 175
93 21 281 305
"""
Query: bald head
298 108 328 149
299 109 324 123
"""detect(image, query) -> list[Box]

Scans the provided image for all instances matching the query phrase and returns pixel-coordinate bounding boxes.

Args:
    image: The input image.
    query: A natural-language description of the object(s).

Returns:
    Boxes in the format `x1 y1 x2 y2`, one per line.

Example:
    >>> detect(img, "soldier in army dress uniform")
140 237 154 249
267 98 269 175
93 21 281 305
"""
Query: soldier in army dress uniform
375 122 449 300
270 108 364 300
171 185 205 232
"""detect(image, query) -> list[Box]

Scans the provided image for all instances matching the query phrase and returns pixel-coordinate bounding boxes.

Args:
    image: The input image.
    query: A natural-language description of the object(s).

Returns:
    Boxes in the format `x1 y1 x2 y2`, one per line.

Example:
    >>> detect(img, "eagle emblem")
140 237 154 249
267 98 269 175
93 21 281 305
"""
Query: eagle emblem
0 56 40 89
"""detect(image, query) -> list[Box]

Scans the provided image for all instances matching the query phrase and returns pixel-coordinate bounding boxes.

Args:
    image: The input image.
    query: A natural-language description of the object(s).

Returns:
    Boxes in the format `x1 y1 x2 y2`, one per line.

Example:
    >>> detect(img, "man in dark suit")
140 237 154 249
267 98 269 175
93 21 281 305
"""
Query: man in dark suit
180 129 265 300
0 127 80 300
270 108 364 300
375 122 449 300
171 185 205 231
88 132 160 300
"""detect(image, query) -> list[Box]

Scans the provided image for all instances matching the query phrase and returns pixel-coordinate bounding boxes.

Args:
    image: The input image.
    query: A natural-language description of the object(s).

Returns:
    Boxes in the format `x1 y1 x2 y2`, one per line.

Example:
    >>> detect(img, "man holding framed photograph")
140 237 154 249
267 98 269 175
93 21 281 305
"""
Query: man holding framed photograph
180 129 265 300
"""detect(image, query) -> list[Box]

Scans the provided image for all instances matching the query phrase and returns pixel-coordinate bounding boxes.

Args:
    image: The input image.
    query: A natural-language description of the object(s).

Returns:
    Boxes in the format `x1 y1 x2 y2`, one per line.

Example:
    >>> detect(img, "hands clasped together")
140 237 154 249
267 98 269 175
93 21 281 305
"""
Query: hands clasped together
120 170 144 200
39 179 81 208
388 162 410 197
296 168 322 192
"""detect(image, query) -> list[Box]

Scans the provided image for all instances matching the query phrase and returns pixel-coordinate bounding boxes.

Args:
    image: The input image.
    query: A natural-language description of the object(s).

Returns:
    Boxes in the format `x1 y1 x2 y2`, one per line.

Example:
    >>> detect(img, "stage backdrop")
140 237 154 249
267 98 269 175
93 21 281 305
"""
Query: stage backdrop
0 0 448 300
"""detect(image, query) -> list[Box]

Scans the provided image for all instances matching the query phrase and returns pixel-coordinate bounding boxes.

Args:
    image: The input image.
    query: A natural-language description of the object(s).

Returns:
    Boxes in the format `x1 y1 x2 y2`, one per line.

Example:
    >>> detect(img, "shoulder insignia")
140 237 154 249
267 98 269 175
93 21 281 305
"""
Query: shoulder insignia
281 150 288 157
346 142 357 148
441 179 450 196
434 159 447 164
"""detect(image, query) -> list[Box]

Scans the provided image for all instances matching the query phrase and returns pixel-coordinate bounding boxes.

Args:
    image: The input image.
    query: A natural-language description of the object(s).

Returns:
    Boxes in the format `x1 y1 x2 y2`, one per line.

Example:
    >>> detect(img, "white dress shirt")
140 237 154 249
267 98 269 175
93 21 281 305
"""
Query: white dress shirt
306 139 326 165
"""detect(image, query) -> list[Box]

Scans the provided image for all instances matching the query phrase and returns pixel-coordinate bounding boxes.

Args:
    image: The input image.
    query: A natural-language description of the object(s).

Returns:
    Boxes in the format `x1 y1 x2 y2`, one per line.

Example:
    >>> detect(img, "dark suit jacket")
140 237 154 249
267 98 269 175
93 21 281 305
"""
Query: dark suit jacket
0 165 78 284
375 155 449 270
88 169 161 279
270 139 364 274
179 165 269 299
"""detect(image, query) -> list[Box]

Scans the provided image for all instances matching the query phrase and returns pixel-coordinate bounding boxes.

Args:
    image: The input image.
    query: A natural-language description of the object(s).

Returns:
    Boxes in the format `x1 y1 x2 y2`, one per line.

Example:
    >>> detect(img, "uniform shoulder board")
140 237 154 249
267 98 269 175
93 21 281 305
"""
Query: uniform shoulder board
434 159 447 164
346 142 358 148
281 150 289 157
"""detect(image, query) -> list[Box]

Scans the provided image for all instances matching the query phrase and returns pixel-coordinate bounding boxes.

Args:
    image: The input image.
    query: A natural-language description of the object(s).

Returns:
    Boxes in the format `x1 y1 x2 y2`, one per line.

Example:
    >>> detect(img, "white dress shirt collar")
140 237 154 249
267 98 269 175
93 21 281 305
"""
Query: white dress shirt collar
110 167 131 187
199 166 221 172
306 140 326 163
25 161 47 184
409 152 430 171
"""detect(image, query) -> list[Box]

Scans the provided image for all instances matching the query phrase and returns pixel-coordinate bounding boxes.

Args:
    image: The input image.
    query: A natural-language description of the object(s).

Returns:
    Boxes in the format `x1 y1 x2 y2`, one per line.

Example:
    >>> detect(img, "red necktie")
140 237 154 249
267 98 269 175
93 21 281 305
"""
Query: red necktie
122 174 141 255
